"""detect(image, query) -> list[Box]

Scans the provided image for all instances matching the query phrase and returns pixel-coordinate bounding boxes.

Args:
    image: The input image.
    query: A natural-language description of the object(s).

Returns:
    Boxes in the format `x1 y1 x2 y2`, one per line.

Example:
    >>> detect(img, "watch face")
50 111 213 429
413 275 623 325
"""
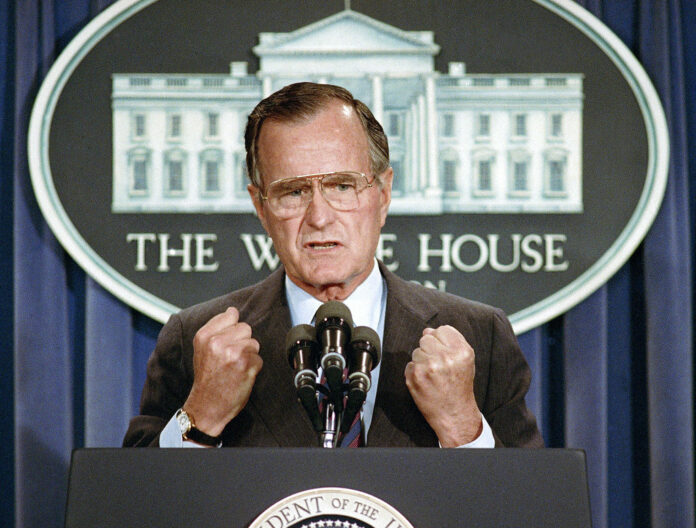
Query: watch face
176 410 191 433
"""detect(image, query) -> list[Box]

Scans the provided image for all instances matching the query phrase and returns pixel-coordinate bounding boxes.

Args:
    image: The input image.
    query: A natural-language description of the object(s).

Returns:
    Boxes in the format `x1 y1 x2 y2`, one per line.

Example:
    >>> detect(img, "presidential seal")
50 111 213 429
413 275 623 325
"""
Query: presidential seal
248 488 414 528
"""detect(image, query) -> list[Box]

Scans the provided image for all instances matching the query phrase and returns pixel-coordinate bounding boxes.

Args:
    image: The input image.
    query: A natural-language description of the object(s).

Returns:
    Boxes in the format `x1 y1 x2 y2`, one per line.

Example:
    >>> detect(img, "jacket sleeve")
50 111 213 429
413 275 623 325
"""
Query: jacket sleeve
122 314 193 447
482 309 545 448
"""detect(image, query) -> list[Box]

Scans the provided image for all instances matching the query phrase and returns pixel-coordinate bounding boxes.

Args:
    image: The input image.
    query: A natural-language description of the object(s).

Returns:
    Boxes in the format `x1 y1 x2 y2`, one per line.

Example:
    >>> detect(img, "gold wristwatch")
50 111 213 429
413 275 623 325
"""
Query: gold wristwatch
175 408 222 447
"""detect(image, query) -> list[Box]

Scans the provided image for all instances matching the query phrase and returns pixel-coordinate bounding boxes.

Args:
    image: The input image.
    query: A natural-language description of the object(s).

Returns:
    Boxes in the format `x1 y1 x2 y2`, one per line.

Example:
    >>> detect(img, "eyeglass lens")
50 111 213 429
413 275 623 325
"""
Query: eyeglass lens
268 172 366 216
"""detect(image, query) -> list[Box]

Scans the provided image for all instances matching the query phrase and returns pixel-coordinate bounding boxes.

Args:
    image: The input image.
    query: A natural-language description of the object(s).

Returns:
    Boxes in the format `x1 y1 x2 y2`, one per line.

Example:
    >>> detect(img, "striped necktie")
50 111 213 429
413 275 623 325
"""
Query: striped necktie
340 410 363 447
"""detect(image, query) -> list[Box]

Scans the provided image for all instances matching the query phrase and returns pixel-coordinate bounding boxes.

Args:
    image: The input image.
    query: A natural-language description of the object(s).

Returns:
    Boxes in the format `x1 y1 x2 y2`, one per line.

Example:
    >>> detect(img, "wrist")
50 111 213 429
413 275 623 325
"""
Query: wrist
182 394 228 437
433 408 483 447
175 407 223 447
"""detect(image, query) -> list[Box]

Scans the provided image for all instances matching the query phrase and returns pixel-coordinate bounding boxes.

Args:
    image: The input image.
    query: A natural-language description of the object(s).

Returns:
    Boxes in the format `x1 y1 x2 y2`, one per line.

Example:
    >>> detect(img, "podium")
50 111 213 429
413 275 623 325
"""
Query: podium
65 448 591 527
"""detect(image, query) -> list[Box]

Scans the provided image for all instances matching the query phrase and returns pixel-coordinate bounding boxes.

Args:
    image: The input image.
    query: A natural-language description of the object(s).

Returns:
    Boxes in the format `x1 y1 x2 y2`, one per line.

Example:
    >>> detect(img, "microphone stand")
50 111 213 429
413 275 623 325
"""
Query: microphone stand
320 402 339 448
287 302 380 448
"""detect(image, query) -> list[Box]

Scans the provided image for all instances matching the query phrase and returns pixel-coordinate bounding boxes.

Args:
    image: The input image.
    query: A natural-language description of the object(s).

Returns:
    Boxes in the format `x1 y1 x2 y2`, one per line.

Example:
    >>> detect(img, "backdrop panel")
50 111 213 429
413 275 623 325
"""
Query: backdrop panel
4 1 694 528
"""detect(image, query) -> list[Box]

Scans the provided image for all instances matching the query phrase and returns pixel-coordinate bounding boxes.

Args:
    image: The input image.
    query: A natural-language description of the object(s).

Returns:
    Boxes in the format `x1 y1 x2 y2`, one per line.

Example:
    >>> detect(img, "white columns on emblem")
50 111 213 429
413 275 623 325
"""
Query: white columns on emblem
262 76 273 98
371 75 383 124
411 101 419 193
425 75 440 197
417 94 427 190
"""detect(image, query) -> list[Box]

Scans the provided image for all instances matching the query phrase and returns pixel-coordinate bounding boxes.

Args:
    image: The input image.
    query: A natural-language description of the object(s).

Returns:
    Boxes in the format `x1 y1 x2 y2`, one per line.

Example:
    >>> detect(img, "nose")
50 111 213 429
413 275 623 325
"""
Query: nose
304 180 335 227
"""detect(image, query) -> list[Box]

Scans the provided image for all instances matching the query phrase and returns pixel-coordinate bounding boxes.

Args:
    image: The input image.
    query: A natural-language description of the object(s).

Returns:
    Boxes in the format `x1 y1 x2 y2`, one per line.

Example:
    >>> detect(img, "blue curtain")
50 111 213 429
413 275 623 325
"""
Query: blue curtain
3 1 694 527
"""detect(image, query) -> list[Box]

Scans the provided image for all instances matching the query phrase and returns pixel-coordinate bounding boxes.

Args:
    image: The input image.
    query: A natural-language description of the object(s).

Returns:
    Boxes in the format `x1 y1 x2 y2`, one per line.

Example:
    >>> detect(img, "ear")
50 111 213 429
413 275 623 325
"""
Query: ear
378 167 393 226
248 184 268 232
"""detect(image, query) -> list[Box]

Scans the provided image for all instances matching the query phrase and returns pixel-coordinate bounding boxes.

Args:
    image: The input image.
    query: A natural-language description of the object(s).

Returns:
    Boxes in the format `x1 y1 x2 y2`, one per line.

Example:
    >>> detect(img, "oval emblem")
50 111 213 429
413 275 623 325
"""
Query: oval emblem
249 487 414 528
28 0 668 333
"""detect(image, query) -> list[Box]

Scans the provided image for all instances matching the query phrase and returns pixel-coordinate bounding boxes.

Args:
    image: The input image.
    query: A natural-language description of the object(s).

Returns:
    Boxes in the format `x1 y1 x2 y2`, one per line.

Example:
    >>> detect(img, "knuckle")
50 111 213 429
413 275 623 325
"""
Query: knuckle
411 362 430 381
445 357 459 372
193 326 210 346
419 334 434 348
235 322 253 338
249 355 263 375
459 345 475 363
236 349 262 373
206 333 225 351
234 353 250 370
233 340 261 364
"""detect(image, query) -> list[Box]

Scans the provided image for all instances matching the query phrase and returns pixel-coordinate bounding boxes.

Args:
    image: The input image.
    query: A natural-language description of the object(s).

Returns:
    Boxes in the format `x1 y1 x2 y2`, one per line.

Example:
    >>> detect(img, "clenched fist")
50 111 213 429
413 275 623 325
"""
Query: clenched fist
183 307 262 437
404 325 482 447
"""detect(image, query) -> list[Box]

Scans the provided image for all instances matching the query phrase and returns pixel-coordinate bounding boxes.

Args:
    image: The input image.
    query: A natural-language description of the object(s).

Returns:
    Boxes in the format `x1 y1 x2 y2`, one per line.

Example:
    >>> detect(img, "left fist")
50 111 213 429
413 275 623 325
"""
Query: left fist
404 325 482 446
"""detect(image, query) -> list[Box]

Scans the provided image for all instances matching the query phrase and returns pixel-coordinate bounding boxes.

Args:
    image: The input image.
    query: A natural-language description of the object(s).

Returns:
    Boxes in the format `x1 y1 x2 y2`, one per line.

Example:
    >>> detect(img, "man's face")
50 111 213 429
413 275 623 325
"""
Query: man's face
249 101 392 301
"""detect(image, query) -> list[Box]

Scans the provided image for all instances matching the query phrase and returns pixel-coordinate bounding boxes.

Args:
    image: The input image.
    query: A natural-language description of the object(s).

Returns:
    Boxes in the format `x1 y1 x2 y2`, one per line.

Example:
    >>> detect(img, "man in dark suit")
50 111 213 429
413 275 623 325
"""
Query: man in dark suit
123 82 543 449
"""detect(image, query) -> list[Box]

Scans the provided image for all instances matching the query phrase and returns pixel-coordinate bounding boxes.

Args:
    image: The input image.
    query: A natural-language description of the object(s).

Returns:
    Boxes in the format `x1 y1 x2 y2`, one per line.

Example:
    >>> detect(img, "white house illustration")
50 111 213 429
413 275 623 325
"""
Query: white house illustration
111 8 583 214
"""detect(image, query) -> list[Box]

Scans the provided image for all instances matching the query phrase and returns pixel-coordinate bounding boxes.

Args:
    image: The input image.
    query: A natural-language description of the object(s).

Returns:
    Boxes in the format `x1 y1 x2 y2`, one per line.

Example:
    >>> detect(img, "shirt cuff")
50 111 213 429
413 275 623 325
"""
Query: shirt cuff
159 414 211 448
438 414 495 448
459 414 495 448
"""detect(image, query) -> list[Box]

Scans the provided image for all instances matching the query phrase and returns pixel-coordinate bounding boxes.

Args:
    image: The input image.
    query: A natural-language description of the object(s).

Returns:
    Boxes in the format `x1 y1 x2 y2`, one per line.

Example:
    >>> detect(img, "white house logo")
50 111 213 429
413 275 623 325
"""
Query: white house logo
247 488 414 528
28 0 668 333
111 9 583 216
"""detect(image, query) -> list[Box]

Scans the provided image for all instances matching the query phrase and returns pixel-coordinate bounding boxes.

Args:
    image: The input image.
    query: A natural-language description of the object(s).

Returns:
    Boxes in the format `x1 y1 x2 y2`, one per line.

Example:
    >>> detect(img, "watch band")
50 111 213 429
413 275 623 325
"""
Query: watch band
185 426 223 447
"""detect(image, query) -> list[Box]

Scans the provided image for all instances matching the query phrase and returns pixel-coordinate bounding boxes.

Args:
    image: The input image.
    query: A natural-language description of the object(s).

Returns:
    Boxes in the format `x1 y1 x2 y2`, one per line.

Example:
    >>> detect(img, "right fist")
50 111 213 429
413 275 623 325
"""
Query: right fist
183 307 262 436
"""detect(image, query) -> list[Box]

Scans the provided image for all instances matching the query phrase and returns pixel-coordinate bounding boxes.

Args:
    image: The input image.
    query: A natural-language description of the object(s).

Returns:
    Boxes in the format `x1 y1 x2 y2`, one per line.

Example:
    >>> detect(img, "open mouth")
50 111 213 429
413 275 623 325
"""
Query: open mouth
308 241 338 249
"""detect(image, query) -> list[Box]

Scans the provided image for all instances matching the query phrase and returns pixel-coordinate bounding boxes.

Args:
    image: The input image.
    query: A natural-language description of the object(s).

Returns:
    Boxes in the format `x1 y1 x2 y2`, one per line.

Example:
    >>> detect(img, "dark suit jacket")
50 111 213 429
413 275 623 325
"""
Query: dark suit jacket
123 262 543 448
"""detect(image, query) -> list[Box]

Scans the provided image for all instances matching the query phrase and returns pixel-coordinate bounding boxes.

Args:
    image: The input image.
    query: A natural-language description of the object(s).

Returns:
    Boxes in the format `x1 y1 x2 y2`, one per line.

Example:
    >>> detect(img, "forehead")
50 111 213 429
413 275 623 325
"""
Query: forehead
256 101 370 183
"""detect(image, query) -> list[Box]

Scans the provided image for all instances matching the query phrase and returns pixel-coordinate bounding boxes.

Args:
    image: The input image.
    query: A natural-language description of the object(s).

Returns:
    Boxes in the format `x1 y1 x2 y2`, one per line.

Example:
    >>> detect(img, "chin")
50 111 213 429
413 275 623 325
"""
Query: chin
307 272 349 287
303 267 354 288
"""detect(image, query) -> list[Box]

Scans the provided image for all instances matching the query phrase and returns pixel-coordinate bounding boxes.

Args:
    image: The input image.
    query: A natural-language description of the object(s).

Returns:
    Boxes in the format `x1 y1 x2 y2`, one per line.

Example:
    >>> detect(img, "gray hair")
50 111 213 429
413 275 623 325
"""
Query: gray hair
244 82 390 189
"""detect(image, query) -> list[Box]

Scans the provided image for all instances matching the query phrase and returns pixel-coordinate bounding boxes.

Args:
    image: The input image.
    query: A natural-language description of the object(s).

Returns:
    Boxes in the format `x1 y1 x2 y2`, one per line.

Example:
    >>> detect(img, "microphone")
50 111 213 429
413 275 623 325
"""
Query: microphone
286 323 322 431
341 325 381 434
314 301 354 409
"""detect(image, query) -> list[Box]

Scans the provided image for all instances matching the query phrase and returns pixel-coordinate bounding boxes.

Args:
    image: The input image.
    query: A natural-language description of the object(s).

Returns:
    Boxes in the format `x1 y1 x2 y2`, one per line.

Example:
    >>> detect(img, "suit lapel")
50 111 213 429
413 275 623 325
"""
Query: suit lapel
368 264 439 447
242 269 318 446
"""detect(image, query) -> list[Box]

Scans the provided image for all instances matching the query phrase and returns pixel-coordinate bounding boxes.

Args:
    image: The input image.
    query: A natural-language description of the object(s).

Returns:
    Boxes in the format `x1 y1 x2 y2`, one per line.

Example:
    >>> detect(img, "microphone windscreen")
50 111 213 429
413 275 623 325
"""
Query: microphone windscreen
350 325 381 366
285 324 316 348
285 324 316 364
314 300 354 329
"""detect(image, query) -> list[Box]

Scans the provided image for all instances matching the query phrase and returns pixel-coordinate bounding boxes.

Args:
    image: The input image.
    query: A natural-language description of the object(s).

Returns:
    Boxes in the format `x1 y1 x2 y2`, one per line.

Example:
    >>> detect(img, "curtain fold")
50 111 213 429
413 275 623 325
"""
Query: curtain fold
564 288 609 528
0 0 16 521
517 328 544 433
638 2 694 527
6 1 694 527
85 278 135 447
13 2 76 526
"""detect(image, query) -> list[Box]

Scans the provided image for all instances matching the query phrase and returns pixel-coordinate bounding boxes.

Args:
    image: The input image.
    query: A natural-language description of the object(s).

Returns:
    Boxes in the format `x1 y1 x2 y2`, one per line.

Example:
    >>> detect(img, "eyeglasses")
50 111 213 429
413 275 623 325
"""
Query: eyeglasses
259 171 375 219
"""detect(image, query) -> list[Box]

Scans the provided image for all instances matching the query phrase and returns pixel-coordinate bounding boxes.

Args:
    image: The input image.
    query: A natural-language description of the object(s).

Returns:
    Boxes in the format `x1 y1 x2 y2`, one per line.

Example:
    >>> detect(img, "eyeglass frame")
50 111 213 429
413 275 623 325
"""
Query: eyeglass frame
257 171 377 217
